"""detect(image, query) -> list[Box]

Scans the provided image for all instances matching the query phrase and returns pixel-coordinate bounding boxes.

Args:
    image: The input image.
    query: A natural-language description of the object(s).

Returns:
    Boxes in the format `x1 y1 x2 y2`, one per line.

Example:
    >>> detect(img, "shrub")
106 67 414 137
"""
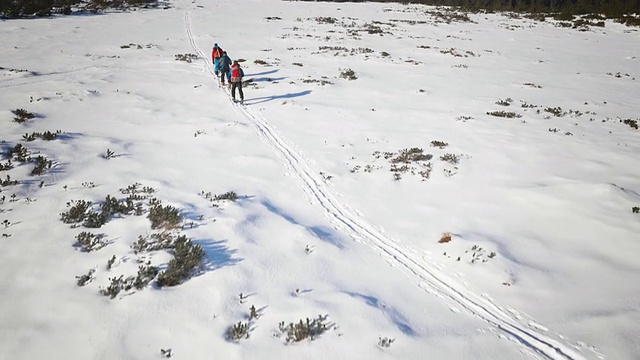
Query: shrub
315 16 337 24
227 321 250 341
148 203 182 230
487 111 521 118
132 232 174 253
430 141 449 149
22 130 61 141
495 97 513 106
339 68 357 80
8 143 29 162
378 337 395 348
544 106 566 117
100 275 126 299
61 200 92 224
133 263 159 290
633 206 639 213
83 210 109 228
156 236 205 287
174 53 198 63
278 315 330 343
75 231 107 252
76 269 95 286
11 109 35 123
440 153 460 165
390 148 432 164
214 191 238 201
31 155 52 176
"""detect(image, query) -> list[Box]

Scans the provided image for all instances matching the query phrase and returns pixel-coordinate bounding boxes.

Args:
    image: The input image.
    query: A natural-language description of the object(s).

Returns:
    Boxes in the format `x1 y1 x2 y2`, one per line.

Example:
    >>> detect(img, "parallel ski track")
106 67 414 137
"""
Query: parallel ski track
184 10 591 360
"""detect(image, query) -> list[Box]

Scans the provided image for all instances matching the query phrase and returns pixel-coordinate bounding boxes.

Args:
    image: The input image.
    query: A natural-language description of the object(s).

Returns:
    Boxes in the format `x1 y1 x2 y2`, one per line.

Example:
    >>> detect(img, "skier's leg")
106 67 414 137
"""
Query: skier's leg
238 82 244 102
231 82 237 100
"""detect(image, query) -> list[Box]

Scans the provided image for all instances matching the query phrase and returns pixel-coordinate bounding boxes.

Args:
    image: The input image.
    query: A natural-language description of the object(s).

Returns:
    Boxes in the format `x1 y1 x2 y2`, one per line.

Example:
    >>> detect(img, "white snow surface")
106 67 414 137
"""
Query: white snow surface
1 0 639 359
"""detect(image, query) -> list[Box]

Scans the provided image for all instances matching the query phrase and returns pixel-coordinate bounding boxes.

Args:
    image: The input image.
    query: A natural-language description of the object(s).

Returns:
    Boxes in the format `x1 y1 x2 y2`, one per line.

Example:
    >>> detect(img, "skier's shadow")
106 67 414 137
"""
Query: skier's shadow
244 90 312 105
245 69 279 77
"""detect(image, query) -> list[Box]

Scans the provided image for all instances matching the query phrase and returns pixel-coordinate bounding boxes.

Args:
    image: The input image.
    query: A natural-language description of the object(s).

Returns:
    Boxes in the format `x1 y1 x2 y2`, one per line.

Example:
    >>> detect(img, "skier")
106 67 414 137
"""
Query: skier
211 43 224 76
219 51 232 86
230 60 245 104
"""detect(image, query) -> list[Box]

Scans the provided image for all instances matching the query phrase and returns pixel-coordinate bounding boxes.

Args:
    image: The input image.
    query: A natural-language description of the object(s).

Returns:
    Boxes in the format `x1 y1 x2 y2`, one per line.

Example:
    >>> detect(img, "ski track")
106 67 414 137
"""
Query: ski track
184 10 596 360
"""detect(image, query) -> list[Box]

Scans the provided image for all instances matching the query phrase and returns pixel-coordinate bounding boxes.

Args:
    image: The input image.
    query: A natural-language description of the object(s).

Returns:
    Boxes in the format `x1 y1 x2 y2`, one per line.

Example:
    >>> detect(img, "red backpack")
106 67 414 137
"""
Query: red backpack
231 66 243 82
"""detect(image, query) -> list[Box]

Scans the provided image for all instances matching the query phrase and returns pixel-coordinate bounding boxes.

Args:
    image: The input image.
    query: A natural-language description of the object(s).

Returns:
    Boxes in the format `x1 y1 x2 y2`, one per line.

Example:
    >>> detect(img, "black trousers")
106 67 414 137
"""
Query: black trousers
231 81 244 100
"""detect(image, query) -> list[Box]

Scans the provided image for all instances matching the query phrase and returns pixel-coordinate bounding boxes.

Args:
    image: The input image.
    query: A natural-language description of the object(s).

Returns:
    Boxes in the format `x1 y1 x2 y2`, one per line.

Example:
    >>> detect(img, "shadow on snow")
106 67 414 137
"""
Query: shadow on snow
261 199 344 249
245 90 312 105
197 239 242 272
344 291 417 336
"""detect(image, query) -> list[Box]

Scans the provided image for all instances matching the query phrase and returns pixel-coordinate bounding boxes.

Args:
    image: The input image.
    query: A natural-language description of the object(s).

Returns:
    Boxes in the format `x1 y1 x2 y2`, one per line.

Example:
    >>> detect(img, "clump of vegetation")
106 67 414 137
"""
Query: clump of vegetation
156 236 205 287
0 175 18 187
632 206 639 213
132 262 159 290
391 148 432 164
22 130 61 141
100 275 126 299
622 119 638 130
254 59 268 65
487 110 522 118
315 16 337 24
495 97 513 106
200 190 242 207
427 10 473 24
301 78 333 86
11 109 35 123
148 201 182 230
440 153 460 165
430 140 449 149
8 143 30 162
99 262 159 299
132 232 174 253
544 106 566 117
278 315 330 343
339 68 357 80
61 200 93 224
227 321 250 341
378 337 395 348
31 155 52 176
174 53 198 63
76 269 95 286
75 231 107 252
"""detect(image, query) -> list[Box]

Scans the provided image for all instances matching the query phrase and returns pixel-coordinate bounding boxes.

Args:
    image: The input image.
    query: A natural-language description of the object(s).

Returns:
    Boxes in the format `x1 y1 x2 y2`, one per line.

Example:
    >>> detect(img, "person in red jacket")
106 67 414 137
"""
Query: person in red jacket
230 60 245 104
211 43 224 76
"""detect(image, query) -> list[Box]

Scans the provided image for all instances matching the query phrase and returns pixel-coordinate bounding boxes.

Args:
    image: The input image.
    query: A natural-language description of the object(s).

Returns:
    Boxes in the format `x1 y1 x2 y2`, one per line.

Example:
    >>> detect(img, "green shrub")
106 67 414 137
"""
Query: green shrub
61 200 93 224
487 110 521 118
339 68 357 80
278 315 330 343
11 109 35 123
156 236 204 287
148 203 182 230
75 231 107 252
227 321 250 341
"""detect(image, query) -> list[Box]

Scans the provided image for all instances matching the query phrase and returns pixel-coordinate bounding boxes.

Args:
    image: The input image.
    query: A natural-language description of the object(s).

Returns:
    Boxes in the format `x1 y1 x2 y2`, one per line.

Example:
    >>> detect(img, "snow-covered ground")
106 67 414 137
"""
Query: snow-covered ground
1 0 639 359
